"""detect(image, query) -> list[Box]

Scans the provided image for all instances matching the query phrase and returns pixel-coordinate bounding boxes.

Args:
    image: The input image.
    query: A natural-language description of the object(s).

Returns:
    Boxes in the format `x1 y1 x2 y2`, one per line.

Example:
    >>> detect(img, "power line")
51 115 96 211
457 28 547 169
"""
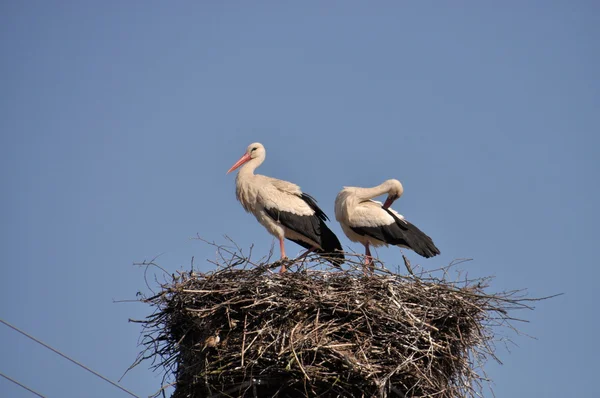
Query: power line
0 318 141 398
0 371 46 398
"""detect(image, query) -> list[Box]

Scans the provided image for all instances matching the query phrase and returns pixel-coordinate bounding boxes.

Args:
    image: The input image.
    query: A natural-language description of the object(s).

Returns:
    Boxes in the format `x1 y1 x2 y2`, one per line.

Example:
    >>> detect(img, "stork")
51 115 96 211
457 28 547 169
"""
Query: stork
334 179 440 271
227 142 344 272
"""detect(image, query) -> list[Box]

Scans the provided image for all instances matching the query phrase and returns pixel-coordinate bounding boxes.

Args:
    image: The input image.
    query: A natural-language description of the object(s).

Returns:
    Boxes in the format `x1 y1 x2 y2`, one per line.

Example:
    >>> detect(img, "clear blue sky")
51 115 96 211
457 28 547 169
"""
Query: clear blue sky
1 2 598 397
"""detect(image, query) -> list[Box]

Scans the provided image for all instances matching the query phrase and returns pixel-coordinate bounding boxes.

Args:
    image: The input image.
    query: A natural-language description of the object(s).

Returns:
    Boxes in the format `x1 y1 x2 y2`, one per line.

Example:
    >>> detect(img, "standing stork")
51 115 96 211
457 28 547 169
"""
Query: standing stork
227 142 344 272
335 179 440 271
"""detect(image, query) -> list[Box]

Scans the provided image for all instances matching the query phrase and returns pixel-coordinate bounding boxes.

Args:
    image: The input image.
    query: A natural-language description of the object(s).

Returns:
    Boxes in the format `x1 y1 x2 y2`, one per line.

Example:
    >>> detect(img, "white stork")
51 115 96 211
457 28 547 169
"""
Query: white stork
334 179 440 270
227 142 344 272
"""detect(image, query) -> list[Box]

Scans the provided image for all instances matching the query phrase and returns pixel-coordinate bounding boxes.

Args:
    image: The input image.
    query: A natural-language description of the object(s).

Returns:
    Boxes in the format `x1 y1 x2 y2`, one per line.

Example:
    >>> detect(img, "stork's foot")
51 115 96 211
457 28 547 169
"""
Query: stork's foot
278 256 289 273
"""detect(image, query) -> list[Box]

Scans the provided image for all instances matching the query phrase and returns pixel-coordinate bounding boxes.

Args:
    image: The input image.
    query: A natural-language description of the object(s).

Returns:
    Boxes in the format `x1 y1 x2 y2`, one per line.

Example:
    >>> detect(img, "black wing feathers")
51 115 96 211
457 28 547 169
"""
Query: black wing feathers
264 192 344 266
350 208 440 258
263 204 322 246
300 193 329 222
316 223 345 266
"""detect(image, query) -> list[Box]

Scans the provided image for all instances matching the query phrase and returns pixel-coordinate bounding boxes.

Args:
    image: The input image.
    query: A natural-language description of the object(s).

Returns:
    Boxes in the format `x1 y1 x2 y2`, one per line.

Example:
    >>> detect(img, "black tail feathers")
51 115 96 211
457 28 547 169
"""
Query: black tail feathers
318 221 345 267
402 219 440 258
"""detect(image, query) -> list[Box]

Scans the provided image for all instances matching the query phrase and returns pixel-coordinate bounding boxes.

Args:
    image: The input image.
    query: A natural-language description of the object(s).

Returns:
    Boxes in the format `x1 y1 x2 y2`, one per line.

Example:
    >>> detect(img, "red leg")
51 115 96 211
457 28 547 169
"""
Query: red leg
279 237 287 259
364 243 373 274
365 243 372 264
279 237 287 273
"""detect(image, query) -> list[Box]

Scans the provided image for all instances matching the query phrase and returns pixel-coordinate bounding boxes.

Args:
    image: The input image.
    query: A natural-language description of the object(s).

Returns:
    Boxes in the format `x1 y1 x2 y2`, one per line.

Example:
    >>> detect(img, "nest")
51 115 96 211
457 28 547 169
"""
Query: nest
131 243 542 398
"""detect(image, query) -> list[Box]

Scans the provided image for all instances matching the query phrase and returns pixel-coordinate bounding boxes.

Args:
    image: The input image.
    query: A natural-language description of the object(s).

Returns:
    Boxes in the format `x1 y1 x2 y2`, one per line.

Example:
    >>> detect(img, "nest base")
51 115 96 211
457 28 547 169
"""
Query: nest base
132 250 534 398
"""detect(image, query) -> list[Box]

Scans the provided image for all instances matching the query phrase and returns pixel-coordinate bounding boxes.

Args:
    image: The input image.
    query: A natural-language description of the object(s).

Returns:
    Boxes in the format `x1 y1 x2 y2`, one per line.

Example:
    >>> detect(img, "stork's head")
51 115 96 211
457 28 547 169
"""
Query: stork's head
382 179 404 209
227 142 266 174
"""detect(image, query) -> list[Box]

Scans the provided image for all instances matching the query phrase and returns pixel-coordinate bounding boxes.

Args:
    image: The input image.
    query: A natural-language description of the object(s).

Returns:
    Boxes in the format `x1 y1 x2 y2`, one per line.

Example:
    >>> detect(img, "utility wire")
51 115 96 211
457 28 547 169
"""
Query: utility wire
0 318 141 398
0 371 46 398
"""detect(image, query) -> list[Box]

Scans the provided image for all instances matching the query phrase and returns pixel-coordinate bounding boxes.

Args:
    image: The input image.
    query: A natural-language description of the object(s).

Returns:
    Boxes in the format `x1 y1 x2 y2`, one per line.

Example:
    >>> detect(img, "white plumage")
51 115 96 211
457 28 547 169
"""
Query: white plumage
227 142 344 272
335 179 440 270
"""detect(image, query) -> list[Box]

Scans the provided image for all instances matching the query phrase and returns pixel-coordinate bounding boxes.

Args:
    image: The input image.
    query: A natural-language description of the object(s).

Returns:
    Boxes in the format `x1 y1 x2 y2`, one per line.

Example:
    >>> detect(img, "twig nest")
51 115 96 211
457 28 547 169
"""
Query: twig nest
134 251 535 398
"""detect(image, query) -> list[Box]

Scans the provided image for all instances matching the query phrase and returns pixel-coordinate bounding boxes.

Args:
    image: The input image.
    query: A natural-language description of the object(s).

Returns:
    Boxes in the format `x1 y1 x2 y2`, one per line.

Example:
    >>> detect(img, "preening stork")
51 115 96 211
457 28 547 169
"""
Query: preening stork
227 142 345 272
335 179 440 271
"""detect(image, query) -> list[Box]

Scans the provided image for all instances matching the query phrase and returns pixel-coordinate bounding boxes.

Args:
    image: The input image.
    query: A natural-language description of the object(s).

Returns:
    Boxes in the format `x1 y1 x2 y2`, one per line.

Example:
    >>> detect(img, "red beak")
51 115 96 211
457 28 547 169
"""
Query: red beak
227 153 251 174
383 197 393 209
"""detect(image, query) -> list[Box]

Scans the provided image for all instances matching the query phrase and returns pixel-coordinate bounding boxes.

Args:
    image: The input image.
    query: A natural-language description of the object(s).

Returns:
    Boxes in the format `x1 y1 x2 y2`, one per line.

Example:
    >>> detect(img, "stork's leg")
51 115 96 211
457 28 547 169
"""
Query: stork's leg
364 243 374 275
279 237 287 273
279 237 287 259
364 243 372 265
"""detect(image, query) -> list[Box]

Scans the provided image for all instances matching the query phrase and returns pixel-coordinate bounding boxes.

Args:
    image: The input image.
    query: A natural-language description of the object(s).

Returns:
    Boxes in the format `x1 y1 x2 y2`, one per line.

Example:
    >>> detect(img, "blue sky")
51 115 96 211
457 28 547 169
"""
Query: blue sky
1 2 598 397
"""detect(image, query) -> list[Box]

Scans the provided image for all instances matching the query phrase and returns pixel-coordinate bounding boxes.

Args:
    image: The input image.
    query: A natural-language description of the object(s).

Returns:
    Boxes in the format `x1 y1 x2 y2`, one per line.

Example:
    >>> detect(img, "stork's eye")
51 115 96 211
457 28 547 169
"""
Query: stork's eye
251 147 257 152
